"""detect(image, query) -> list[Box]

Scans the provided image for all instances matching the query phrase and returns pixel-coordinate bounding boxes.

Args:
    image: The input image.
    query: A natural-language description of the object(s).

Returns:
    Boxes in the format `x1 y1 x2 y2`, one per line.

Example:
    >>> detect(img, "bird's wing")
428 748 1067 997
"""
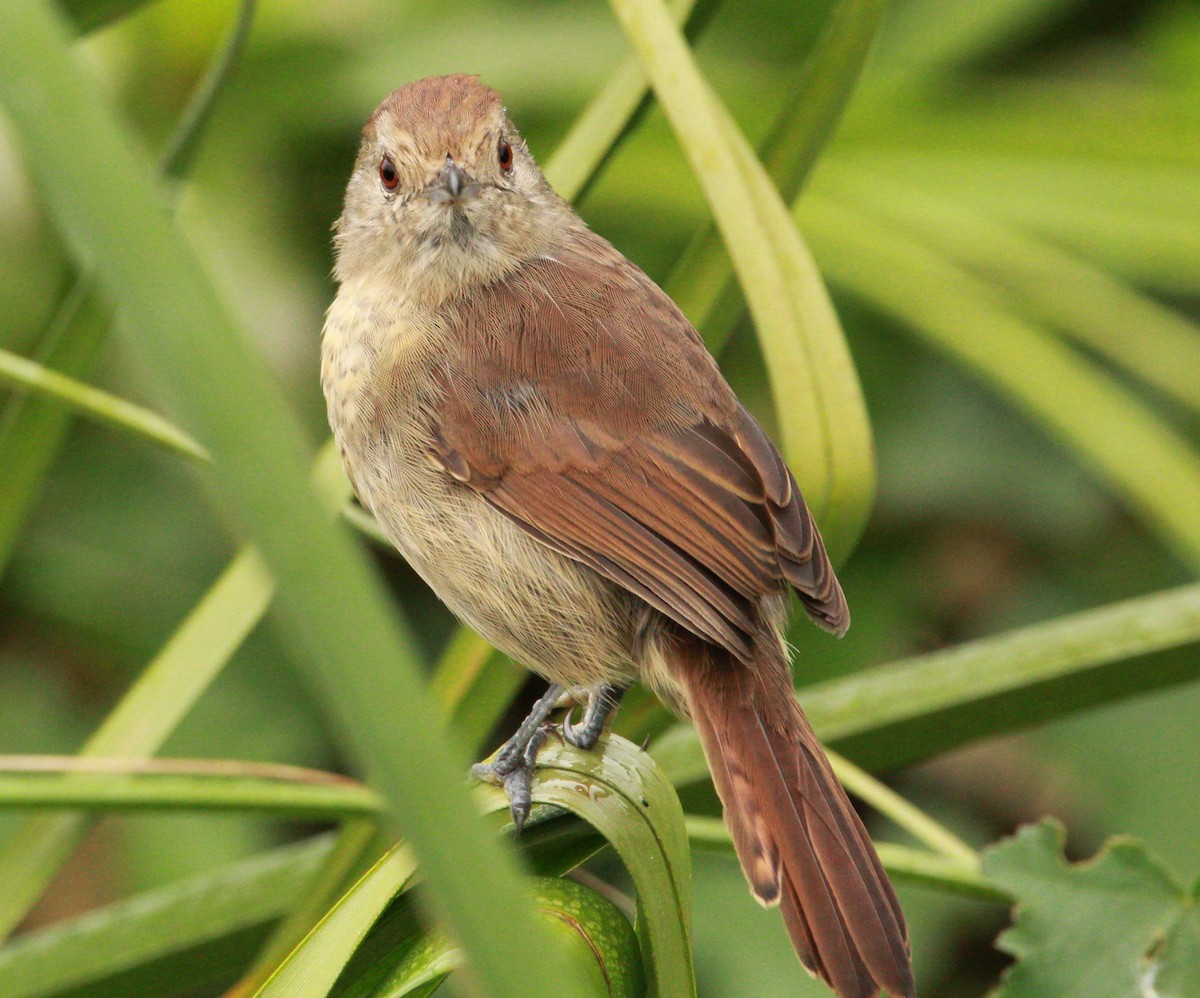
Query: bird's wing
429 232 846 659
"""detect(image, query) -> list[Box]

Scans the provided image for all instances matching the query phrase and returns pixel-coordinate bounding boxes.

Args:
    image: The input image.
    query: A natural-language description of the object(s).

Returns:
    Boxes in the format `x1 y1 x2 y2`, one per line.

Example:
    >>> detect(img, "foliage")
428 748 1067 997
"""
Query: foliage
0 0 1197 995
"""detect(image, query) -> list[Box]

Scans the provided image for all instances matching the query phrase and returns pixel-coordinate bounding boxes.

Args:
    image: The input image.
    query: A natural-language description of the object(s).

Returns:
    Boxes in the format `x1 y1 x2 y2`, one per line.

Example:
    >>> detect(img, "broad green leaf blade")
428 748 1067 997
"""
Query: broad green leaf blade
0 837 334 998
799 192 1200 572
0 755 382 819
0 346 207 460
479 733 695 997
652 582 1200 777
256 846 419 998
0 10 591 996
607 0 874 559
981 820 1200 998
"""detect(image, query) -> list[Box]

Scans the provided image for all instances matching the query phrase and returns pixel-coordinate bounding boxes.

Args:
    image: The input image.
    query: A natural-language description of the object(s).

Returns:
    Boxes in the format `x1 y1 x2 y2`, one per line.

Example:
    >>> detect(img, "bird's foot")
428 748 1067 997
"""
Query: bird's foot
473 683 629 830
561 684 627 751
471 725 550 832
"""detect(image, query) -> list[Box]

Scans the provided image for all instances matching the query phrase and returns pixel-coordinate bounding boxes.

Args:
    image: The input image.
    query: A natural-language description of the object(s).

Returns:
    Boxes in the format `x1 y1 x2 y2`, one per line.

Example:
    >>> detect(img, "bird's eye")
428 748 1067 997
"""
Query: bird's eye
498 140 513 172
379 156 399 191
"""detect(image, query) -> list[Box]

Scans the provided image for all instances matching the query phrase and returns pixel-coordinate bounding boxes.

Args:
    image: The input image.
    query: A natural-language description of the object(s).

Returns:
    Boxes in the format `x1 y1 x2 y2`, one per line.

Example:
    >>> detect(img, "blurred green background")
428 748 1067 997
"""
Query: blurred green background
1 0 1198 994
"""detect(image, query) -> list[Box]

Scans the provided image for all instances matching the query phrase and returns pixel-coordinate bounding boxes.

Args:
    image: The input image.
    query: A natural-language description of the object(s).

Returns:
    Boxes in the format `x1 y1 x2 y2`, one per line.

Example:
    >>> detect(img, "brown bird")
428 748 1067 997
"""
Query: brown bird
322 74 913 998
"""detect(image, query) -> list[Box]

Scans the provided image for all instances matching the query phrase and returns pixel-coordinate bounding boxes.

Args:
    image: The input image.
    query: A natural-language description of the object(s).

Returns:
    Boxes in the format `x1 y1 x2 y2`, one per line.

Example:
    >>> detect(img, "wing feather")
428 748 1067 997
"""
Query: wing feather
429 232 847 652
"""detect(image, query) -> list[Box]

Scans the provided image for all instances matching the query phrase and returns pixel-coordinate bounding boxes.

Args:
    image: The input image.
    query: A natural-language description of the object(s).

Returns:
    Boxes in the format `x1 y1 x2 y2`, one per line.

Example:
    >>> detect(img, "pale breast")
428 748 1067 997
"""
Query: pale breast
321 284 638 690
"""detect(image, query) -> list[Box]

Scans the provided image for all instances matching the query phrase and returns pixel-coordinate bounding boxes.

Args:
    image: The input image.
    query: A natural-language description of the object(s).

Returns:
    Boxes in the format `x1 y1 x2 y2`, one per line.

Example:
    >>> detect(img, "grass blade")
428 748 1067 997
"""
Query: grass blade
543 0 702 202
654 581 1200 778
0 545 274 937
0 755 382 819
255 845 419 998
607 0 875 558
823 169 1200 414
0 837 334 998
799 192 1200 571
0 8 592 995
0 346 207 460
0 0 254 574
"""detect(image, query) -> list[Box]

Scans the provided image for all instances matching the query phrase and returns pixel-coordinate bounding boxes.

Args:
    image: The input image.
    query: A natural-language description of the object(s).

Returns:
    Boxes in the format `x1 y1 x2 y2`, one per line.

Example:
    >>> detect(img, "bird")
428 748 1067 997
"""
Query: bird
321 73 913 998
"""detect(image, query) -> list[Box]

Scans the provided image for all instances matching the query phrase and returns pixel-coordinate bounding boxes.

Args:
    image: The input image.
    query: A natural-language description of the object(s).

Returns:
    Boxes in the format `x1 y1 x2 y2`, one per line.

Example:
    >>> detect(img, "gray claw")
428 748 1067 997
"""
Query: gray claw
560 705 581 747
503 765 533 832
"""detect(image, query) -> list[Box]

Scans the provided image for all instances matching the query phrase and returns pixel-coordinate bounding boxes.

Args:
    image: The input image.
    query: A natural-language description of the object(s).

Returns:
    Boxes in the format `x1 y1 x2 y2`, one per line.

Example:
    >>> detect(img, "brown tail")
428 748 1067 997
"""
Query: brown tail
671 634 914 998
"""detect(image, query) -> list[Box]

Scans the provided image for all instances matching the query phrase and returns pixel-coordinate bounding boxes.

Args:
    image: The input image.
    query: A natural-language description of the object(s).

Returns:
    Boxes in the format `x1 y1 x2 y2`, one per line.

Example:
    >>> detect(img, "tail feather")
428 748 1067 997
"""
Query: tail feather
673 636 915 998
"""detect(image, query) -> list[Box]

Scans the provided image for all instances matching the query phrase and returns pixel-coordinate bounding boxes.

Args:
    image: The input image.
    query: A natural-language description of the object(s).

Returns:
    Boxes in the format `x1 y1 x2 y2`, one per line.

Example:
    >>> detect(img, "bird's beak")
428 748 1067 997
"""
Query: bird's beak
425 157 479 204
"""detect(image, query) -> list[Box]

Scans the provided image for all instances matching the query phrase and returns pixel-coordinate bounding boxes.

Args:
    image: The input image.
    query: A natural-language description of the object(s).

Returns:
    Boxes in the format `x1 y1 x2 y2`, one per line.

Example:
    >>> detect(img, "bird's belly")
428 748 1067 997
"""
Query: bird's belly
360 451 637 691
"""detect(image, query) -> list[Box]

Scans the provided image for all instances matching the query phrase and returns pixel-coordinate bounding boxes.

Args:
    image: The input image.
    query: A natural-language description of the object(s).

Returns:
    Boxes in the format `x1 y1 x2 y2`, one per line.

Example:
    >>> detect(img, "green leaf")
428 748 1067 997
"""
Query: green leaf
0 837 334 998
824 170 1200 415
319 809 610 997
56 0 161 34
0 8 591 996
0 755 382 819
543 0 701 203
0 0 253 575
427 629 526 753
368 878 644 998
871 0 1084 88
666 0 889 356
255 845 420 998
482 733 696 997
982 820 1200 998
0 545 275 937
607 0 875 558
0 346 207 460
263 735 677 995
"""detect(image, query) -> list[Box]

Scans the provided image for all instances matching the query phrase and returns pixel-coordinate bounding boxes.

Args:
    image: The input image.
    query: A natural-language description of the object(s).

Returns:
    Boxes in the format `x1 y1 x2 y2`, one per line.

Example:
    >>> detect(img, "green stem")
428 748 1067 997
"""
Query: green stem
828 750 978 866
686 816 1008 902
0 757 382 818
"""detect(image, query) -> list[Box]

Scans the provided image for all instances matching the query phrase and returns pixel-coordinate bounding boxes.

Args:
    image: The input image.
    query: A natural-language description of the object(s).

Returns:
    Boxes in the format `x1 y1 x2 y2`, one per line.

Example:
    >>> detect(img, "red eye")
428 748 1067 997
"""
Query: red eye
379 156 399 191
498 140 513 172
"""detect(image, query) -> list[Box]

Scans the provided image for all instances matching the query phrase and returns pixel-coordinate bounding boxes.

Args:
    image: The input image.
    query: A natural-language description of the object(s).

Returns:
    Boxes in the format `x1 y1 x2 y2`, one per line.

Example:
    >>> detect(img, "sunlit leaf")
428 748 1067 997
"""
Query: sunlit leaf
255 845 419 998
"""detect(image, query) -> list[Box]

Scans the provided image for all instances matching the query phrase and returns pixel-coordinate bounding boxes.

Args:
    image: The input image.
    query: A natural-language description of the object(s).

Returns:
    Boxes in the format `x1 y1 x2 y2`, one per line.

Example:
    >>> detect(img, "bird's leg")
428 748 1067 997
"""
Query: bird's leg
471 682 565 830
561 684 627 751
